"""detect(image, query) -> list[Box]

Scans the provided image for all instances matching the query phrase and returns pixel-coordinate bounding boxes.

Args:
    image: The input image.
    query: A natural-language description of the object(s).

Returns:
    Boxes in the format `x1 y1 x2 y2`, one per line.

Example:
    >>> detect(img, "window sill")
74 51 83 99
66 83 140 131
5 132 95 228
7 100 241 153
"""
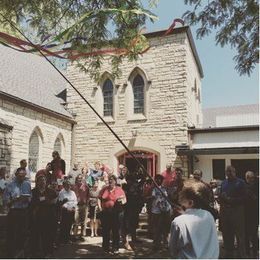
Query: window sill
127 114 147 123
97 116 115 125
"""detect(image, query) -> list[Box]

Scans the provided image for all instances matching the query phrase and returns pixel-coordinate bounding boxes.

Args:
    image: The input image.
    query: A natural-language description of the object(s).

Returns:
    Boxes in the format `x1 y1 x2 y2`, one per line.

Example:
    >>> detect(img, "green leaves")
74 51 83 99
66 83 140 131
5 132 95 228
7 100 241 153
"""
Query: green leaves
0 0 157 80
183 0 259 76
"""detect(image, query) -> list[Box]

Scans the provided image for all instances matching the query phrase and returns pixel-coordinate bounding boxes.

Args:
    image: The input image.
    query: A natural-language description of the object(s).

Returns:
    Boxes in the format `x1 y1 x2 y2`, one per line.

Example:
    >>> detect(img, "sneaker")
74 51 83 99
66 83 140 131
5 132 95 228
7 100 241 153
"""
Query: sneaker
112 249 119 255
79 236 85 242
124 243 133 251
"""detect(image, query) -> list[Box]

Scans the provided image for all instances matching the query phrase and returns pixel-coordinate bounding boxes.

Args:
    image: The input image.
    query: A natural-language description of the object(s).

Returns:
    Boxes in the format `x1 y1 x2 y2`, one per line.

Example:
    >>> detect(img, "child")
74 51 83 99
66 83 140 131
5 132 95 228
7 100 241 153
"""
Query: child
169 179 219 258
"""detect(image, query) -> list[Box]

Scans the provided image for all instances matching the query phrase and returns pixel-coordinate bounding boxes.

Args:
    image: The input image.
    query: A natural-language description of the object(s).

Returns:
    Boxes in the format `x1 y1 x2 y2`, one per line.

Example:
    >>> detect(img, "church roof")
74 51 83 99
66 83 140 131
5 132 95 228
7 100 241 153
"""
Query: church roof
0 44 73 119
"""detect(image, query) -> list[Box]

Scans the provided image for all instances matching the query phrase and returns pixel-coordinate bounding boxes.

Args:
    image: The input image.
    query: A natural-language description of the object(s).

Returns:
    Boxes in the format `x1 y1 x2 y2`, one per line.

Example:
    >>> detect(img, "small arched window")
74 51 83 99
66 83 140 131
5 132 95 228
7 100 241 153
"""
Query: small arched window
28 131 39 173
103 79 113 117
133 75 144 114
54 137 62 155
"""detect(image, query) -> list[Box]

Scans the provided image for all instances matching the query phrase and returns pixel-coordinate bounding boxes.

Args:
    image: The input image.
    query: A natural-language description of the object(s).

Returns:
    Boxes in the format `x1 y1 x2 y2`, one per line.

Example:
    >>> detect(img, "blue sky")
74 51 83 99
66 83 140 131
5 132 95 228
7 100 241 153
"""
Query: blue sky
143 0 259 108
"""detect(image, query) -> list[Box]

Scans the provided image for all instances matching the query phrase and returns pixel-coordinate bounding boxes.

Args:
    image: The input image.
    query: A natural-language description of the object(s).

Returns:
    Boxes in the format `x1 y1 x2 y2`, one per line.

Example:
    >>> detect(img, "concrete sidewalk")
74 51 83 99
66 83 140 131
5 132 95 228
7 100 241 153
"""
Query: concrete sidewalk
53 236 171 259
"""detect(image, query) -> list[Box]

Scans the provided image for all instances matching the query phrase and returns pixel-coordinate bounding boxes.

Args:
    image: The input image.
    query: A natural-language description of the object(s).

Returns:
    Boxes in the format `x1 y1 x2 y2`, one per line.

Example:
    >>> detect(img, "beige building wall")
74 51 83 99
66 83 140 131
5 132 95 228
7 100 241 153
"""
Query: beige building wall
0 123 12 173
185 38 202 127
67 28 202 174
194 153 259 183
0 98 72 175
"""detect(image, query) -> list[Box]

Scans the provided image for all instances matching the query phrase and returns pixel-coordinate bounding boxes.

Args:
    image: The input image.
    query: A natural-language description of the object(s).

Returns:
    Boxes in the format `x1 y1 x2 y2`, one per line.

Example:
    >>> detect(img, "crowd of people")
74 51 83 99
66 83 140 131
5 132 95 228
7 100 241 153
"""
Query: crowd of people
0 152 258 259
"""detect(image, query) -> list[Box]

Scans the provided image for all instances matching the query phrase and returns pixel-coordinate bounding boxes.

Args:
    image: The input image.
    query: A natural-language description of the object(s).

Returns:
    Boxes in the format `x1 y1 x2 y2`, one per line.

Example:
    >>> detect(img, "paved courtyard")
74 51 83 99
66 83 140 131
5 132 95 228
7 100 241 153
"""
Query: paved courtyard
52 231 225 259
53 236 170 259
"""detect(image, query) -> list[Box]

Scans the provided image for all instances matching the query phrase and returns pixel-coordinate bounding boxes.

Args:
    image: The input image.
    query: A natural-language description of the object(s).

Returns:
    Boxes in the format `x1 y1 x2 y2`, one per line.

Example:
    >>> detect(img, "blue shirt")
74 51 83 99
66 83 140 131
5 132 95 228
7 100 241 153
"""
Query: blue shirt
169 208 219 259
3 178 31 209
220 177 246 206
89 169 103 181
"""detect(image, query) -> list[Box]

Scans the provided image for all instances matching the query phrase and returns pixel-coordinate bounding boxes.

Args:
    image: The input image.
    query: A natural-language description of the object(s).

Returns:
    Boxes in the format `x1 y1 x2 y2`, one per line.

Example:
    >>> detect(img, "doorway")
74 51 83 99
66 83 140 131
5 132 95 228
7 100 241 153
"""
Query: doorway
231 159 259 179
118 150 158 178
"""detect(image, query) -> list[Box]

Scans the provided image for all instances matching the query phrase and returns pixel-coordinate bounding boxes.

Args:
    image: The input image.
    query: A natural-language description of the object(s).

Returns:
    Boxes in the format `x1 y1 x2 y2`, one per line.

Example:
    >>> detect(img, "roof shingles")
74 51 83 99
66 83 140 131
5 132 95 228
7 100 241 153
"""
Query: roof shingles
0 45 72 118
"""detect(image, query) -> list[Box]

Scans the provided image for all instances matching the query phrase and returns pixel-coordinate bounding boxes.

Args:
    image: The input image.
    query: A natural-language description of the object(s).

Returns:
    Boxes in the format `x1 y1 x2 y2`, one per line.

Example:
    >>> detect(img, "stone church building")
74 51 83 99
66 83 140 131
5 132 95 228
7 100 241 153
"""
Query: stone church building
0 25 203 178
0 45 74 175
67 26 203 176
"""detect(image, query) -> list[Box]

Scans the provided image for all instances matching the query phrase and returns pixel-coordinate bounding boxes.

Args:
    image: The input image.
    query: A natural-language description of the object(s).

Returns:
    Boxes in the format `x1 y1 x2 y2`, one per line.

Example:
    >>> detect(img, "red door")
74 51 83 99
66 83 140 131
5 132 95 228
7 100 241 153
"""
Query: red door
118 150 158 177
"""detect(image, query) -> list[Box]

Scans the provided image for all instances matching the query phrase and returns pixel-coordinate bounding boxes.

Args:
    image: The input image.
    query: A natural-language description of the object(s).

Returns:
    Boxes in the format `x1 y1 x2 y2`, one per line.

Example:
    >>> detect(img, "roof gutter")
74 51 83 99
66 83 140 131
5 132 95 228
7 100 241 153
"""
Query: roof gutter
188 125 259 134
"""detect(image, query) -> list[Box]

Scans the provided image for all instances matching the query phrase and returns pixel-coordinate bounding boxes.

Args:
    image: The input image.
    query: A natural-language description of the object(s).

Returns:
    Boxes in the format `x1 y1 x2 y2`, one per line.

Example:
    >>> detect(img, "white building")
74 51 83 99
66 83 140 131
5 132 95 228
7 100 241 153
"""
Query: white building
177 104 259 182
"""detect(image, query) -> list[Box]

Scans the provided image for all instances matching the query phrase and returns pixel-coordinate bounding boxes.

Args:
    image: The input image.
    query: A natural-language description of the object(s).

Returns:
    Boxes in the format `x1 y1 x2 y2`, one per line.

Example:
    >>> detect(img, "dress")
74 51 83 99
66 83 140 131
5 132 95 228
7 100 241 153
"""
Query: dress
88 188 99 219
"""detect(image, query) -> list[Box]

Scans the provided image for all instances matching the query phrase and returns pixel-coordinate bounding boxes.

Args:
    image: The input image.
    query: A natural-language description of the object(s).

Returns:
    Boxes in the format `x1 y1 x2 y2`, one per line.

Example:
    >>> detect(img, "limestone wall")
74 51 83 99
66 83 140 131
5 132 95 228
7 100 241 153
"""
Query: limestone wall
0 124 12 174
185 37 202 127
0 99 72 175
66 30 202 174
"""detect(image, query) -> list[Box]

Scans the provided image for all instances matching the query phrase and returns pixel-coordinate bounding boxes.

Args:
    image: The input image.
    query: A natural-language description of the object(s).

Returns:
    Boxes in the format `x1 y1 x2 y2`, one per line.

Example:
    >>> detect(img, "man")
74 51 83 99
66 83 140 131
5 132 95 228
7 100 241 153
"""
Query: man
219 165 246 258
244 171 259 258
12 159 31 181
161 163 176 189
115 165 131 249
124 174 144 247
169 180 219 258
0 167 8 213
72 174 89 241
51 151 66 180
192 169 203 181
3 167 31 258
36 162 54 186
68 162 81 185
58 179 77 244
192 169 218 220
117 165 128 187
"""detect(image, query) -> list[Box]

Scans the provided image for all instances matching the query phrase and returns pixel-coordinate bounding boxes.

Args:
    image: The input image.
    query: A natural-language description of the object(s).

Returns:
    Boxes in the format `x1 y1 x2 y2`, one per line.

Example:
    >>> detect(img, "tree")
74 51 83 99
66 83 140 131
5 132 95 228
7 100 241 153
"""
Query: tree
0 0 157 80
183 0 259 76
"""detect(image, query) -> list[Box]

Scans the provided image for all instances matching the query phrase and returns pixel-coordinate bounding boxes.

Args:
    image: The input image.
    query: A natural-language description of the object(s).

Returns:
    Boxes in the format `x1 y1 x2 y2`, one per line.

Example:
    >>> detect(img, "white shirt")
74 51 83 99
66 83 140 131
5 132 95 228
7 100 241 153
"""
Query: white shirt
169 208 219 259
68 168 81 184
58 189 77 210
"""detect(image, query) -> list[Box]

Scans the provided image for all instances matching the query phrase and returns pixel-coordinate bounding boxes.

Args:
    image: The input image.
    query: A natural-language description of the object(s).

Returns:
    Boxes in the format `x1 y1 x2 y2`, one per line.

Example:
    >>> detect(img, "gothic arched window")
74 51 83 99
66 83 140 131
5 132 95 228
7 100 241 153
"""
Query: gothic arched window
133 74 144 114
54 137 62 155
28 131 39 173
103 79 113 117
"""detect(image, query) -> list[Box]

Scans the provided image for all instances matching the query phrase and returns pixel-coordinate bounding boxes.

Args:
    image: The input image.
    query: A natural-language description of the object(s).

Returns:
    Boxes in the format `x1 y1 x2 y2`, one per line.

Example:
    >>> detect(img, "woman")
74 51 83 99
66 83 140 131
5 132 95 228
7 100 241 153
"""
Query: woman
58 179 77 244
30 175 57 258
99 175 126 254
88 181 100 237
